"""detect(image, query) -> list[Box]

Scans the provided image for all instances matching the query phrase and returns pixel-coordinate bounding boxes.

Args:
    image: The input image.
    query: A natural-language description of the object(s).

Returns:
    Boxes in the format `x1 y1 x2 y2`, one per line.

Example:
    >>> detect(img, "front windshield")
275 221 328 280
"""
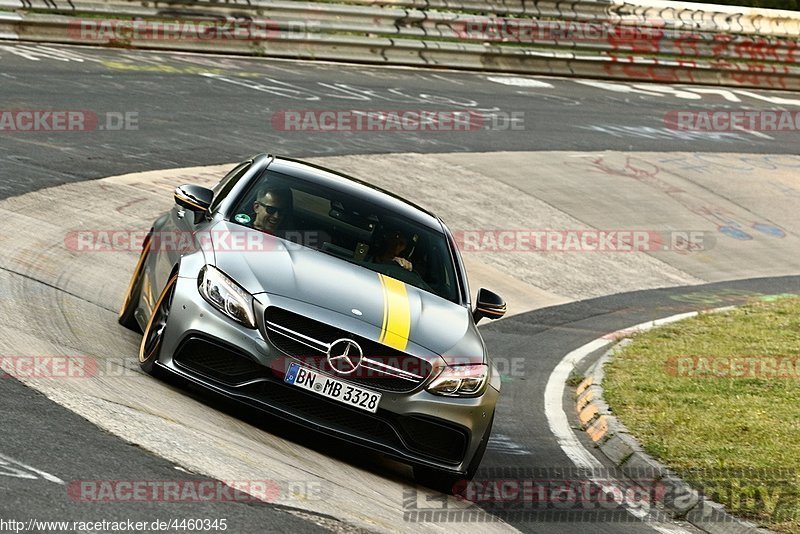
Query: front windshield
229 169 460 304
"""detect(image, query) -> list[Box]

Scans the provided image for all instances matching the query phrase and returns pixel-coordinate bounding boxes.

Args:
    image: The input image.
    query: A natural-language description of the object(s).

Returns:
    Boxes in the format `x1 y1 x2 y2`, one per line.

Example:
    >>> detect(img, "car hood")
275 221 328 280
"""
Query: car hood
209 221 472 356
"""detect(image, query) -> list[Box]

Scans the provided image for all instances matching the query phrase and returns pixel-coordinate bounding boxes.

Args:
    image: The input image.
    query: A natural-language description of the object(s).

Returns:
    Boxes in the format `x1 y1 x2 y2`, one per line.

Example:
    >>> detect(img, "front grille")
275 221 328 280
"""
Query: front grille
265 307 432 392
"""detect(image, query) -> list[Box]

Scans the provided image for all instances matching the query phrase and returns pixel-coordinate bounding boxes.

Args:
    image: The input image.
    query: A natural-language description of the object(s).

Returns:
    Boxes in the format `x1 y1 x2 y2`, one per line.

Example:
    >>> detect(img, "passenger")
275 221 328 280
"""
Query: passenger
374 229 413 271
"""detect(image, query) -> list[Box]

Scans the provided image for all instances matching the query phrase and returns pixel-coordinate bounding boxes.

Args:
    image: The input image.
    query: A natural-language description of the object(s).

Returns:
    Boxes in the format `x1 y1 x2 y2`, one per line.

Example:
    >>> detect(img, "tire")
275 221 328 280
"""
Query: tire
138 275 177 376
413 413 494 494
118 232 152 333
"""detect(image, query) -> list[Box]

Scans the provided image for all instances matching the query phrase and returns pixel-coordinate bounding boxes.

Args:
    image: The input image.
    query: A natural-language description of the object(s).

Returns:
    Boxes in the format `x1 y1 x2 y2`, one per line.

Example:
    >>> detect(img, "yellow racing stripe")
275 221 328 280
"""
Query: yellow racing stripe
379 275 389 340
378 274 411 351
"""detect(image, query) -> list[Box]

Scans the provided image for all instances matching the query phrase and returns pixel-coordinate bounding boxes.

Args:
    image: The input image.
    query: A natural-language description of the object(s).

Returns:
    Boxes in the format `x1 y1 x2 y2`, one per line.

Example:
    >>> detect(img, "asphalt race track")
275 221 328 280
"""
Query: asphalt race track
3 43 800 199
1 42 799 533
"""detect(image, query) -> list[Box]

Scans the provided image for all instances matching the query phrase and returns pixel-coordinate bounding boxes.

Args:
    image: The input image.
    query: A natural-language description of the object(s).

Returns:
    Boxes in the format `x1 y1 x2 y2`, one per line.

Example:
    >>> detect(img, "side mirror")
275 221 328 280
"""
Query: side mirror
174 184 213 213
472 288 507 323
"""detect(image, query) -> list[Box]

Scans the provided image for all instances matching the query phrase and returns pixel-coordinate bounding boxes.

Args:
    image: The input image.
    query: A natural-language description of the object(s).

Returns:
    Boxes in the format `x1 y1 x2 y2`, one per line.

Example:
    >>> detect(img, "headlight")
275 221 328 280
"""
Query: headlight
426 364 488 397
198 265 256 328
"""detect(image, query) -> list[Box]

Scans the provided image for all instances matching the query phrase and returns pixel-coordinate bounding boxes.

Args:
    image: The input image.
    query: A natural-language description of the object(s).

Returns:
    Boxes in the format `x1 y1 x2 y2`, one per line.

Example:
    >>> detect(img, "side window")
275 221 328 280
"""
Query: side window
210 161 252 212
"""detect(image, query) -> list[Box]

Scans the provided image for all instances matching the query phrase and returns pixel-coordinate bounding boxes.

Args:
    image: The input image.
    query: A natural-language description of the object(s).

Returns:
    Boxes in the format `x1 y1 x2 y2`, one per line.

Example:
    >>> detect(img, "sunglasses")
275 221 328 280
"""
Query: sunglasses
256 202 283 216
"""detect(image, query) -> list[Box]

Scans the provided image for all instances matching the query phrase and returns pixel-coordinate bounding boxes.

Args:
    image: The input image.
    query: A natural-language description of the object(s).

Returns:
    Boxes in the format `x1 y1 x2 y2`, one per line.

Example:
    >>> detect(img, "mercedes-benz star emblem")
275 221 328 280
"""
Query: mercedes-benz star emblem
326 339 363 375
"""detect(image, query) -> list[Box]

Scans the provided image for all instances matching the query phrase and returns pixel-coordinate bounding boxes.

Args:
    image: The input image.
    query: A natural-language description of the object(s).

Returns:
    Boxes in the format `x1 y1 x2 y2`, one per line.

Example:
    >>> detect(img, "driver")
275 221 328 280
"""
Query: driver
253 187 292 235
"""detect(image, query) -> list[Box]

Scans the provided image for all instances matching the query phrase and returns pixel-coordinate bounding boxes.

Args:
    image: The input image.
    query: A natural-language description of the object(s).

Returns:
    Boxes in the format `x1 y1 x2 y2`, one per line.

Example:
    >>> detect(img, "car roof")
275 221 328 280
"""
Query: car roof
263 155 445 233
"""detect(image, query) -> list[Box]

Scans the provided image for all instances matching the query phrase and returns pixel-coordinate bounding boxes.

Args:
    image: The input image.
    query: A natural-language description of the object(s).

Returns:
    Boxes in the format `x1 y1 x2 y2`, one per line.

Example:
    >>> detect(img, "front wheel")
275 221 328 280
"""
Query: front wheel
138 275 177 376
413 413 494 493
118 232 152 333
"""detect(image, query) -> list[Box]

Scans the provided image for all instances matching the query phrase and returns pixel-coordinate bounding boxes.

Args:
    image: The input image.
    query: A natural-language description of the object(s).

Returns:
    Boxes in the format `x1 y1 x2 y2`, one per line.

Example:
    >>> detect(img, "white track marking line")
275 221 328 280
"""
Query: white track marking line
573 79 665 96
486 76 553 88
544 312 699 531
430 73 465 85
544 337 608 471
26 44 89 62
0 453 65 484
684 88 742 103
652 526 694 534
0 44 41 61
731 124 774 140
733 90 800 107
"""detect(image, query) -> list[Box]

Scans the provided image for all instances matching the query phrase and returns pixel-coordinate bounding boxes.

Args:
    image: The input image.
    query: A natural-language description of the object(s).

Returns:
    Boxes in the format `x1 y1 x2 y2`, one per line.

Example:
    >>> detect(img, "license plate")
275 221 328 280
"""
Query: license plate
284 362 381 413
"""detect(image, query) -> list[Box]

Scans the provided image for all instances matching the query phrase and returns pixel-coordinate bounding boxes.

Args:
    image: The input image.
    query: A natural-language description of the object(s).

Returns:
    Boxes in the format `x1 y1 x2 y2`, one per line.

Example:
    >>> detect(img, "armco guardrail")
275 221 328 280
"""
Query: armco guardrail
1 0 799 89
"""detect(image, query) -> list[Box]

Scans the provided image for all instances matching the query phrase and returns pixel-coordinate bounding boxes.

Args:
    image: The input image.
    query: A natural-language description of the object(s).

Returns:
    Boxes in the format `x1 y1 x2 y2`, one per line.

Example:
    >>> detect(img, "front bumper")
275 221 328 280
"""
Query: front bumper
155 276 499 474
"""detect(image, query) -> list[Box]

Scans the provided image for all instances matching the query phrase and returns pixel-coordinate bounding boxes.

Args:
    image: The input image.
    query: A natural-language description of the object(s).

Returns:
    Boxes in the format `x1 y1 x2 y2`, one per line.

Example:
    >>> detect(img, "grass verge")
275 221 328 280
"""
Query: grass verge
604 296 800 532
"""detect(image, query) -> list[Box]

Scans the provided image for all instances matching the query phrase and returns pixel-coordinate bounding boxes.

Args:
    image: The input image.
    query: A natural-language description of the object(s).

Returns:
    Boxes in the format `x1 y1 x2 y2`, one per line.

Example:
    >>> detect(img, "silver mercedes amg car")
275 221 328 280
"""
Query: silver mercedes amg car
119 154 506 489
